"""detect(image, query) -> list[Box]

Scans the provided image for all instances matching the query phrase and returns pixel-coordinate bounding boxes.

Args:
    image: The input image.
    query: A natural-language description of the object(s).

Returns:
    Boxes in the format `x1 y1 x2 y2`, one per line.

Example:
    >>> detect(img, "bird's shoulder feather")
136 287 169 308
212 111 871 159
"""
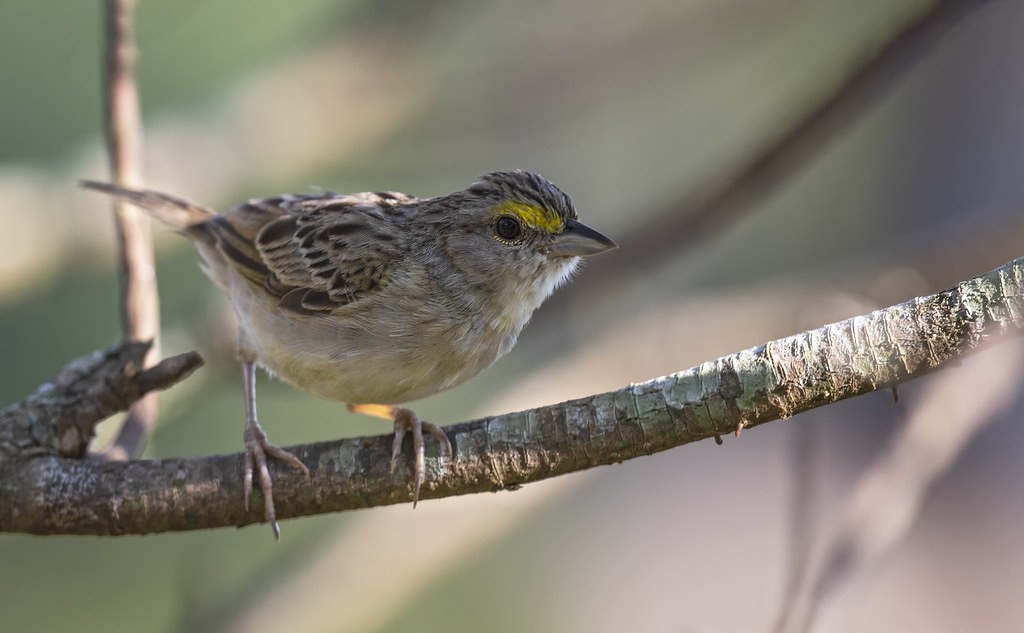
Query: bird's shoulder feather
208 192 417 314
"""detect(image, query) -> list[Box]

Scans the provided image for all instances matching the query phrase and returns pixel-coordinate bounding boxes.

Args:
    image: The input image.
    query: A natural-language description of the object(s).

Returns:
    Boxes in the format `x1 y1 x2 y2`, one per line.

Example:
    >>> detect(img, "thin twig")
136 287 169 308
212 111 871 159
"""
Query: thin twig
771 421 820 633
101 0 160 460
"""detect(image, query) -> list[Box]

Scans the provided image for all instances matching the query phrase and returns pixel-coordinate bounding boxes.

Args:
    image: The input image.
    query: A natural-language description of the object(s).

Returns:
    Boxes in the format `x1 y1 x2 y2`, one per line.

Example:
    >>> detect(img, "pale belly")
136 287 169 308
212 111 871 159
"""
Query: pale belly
256 331 492 405
229 280 509 405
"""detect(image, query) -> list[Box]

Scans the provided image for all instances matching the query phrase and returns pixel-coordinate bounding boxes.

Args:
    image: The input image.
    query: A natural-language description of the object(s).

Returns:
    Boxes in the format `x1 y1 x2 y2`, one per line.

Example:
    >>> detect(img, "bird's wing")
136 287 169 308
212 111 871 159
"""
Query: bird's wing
210 192 414 314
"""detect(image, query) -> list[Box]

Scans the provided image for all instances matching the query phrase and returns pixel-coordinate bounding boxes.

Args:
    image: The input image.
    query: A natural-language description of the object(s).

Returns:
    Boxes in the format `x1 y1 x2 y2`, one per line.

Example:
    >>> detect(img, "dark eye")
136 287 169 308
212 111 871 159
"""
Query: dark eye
495 216 523 241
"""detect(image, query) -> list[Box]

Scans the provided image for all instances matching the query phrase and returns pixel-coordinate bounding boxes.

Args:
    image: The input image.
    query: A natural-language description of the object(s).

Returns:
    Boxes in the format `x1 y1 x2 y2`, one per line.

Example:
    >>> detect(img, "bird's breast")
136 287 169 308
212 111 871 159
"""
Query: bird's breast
231 281 520 405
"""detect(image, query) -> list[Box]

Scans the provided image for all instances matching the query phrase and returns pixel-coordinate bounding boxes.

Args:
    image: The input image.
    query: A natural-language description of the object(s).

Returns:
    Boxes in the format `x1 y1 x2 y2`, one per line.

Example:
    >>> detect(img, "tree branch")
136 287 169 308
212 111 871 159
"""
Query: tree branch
102 0 160 460
1 257 1020 536
0 342 201 462
774 338 1024 633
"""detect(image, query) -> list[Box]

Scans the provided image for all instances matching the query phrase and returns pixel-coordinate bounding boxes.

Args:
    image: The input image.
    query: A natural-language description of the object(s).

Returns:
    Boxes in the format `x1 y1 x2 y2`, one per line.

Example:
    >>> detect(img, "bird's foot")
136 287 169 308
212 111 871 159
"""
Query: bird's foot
347 403 453 506
243 418 311 540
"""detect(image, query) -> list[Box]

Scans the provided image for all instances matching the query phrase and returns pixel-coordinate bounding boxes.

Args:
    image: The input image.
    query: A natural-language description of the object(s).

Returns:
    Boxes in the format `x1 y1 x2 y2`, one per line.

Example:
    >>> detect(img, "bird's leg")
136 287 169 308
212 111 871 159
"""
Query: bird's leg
241 359 310 539
347 403 453 506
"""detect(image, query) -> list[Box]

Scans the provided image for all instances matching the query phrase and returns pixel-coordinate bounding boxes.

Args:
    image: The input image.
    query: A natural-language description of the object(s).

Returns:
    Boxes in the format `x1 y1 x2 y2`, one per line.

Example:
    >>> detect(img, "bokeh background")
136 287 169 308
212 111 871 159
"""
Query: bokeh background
2 1 1024 632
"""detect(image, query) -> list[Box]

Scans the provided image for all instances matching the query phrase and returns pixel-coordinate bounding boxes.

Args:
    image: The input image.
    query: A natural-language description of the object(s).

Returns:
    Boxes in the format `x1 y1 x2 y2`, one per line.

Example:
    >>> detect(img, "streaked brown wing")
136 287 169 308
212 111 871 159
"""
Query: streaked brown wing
207 193 412 314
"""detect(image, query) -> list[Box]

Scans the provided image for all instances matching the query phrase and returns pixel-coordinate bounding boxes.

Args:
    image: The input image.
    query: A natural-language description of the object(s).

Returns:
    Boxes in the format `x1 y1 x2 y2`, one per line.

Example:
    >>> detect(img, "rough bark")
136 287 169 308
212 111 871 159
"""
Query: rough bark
1 257 1020 536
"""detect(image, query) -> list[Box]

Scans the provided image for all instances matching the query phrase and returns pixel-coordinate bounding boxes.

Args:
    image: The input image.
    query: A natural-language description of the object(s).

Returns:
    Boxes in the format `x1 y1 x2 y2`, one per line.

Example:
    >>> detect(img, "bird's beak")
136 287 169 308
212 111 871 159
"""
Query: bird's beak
548 219 618 258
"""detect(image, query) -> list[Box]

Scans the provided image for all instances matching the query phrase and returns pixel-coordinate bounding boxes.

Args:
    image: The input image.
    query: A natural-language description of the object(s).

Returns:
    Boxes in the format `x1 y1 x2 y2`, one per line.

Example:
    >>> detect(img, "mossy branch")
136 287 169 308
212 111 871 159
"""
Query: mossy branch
0 257 1020 536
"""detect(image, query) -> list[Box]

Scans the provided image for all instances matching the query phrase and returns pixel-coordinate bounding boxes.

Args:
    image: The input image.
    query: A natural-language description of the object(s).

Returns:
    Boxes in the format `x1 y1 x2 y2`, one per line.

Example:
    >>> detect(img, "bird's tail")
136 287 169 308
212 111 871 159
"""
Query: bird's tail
80 180 215 231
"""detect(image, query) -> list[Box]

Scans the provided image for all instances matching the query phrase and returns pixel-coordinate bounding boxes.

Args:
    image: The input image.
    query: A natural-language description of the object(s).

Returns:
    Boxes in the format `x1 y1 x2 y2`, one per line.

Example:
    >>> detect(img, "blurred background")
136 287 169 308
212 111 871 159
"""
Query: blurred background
2 0 1024 631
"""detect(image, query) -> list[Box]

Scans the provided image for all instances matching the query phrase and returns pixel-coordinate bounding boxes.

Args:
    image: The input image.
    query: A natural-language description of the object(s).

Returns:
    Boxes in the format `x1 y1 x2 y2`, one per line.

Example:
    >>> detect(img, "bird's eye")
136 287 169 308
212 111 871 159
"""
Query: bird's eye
495 216 523 242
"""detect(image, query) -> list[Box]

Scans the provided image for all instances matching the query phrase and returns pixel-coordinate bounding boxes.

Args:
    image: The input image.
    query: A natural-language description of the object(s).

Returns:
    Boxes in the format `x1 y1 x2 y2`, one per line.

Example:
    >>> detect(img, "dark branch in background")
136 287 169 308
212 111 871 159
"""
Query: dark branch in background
536 0 992 330
1 257 1019 536
101 0 160 460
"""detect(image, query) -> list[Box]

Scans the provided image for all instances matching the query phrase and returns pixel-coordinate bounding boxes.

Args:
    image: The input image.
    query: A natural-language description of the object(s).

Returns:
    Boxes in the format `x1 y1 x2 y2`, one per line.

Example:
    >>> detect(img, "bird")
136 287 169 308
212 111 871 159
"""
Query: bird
81 170 616 537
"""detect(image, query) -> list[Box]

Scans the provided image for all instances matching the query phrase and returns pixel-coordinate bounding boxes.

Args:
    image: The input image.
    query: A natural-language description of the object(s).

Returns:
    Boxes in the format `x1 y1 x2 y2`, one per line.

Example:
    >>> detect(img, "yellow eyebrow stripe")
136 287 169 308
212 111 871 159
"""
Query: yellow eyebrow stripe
493 200 564 234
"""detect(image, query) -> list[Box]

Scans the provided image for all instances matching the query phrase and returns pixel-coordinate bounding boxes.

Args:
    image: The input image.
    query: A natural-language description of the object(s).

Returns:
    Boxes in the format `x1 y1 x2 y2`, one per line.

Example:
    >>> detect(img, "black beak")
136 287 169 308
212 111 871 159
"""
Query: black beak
548 219 617 258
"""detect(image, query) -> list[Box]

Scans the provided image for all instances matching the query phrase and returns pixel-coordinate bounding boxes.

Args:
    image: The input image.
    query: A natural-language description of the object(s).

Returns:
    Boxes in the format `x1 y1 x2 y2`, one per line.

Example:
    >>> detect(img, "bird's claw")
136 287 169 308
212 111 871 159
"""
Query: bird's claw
243 419 310 540
390 409 453 506
348 404 452 507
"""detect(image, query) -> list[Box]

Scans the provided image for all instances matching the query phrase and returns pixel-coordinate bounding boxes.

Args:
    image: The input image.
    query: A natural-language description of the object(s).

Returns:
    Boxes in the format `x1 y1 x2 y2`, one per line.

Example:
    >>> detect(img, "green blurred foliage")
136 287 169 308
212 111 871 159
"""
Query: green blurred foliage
0 0 348 164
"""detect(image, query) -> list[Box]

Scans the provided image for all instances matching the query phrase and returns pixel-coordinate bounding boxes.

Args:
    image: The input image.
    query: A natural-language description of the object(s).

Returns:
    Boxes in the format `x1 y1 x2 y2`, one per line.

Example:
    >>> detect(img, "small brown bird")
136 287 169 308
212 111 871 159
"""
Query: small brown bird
82 171 616 537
